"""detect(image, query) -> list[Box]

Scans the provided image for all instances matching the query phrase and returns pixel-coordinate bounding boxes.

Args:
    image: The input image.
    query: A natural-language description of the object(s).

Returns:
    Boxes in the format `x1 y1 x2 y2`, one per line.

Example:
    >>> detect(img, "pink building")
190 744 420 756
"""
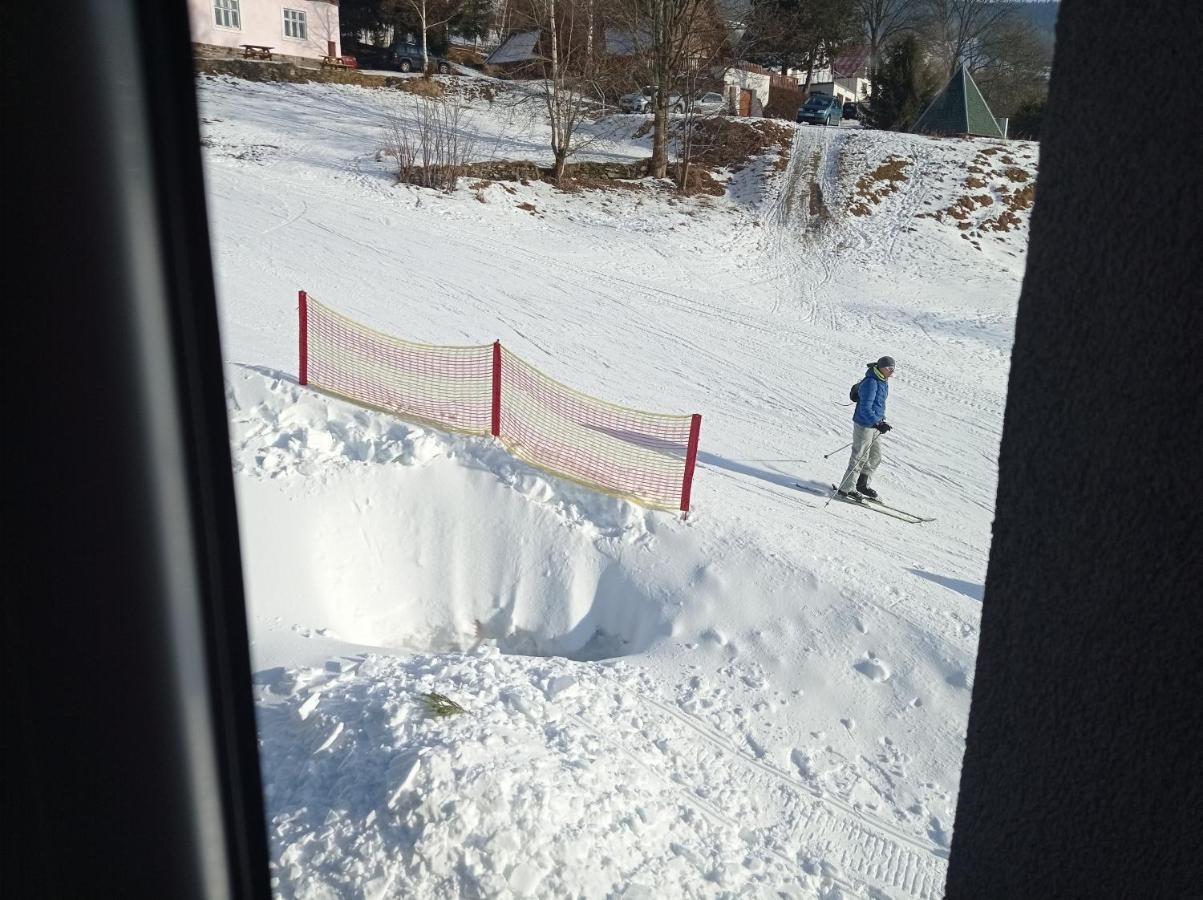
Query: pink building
189 0 341 60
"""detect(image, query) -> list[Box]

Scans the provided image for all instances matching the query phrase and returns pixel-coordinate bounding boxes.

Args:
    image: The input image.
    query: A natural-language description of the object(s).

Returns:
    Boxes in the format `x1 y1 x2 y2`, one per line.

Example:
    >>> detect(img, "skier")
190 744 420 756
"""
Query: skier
836 356 895 501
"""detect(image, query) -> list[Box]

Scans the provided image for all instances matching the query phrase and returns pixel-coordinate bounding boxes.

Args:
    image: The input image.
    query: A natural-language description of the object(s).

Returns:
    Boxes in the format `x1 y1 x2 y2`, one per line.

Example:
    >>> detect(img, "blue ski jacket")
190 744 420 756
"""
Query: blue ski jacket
853 366 889 427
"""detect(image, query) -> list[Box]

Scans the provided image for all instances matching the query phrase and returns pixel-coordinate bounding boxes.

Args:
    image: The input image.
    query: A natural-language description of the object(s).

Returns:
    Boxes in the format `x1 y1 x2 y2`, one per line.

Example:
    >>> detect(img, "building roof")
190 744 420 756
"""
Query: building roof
913 65 1004 138
485 30 542 66
832 46 871 77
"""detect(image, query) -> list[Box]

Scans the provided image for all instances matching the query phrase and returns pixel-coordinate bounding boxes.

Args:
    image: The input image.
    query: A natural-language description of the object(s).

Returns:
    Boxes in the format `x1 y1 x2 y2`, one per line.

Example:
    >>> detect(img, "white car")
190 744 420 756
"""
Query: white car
692 91 726 115
620 86 684 114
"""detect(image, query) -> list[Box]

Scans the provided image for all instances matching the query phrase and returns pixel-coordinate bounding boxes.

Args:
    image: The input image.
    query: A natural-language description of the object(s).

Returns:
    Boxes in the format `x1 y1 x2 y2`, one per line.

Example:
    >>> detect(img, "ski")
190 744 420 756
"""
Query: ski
828 485 935 523
792 482 830 498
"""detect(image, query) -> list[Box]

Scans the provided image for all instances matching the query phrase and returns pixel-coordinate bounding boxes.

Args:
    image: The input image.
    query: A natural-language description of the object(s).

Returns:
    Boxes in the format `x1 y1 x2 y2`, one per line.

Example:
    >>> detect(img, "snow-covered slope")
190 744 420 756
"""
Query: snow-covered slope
199 75 1037 899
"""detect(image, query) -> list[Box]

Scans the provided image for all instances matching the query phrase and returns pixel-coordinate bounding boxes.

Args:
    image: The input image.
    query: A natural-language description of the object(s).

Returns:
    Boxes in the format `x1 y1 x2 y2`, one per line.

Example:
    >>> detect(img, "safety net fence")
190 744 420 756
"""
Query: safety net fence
300 292 702 513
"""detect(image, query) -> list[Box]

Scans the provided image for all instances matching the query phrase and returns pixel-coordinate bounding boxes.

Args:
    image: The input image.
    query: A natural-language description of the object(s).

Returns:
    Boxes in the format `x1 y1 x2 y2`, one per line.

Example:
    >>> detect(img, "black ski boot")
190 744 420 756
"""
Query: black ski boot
837 488 862 501
856 475 878 500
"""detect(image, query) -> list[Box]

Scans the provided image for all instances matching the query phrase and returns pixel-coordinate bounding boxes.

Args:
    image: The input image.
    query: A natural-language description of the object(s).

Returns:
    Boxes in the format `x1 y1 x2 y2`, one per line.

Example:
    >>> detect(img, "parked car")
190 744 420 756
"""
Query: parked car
797 93 843 126
693 91 727 115
842 100 862 120
353 41 453 74
620 87 684 114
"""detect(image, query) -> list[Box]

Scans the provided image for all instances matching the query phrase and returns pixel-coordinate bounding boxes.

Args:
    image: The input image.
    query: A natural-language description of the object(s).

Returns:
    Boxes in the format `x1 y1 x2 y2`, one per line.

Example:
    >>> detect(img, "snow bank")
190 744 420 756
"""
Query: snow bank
258 649 857 899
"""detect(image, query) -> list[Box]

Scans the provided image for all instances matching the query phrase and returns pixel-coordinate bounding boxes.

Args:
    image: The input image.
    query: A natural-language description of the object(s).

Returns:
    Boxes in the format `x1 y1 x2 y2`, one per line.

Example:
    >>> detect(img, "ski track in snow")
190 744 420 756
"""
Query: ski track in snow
199 74 1036 899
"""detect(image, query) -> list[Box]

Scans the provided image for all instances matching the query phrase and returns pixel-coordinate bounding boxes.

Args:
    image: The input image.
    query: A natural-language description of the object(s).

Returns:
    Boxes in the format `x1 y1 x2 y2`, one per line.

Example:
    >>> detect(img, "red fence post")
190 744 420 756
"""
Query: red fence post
680 413 702 516
298 290 308 386
491 340 502 437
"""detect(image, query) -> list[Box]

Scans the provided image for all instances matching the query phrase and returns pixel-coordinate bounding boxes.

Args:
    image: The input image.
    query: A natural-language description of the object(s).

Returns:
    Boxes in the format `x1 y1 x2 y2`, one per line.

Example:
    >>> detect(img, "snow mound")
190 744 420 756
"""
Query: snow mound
230 365 687 664
258 649 844 898
227 364 649 539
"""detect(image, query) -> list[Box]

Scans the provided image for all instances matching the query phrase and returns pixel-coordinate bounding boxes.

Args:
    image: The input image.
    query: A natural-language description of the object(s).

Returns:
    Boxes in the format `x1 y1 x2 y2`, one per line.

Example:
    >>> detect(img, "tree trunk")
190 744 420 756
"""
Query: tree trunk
553 149 568 183
651 99 669 178
586 0 594 73
420 0 429 74
549 0 558 84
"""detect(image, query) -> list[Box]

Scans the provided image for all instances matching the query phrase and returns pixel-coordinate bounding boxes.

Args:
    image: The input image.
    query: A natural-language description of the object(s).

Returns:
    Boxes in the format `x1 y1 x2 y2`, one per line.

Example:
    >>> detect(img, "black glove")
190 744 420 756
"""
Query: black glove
875 421 892 433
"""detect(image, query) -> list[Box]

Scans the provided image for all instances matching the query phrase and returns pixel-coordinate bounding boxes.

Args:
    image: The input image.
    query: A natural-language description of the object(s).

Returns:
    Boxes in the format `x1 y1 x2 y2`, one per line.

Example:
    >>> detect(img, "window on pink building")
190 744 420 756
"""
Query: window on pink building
283 9 307 40
213 0 240 29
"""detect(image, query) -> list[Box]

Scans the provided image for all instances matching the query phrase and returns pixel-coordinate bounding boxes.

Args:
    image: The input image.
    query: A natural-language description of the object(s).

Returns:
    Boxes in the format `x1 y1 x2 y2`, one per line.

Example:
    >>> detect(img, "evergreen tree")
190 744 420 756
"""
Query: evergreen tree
864 34 935 131
1008 95 1045 140
451 0 495 41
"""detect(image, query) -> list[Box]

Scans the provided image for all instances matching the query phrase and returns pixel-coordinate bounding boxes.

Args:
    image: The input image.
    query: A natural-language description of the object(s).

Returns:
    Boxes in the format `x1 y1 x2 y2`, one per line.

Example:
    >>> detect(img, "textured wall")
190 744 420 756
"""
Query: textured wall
946 0 1202 895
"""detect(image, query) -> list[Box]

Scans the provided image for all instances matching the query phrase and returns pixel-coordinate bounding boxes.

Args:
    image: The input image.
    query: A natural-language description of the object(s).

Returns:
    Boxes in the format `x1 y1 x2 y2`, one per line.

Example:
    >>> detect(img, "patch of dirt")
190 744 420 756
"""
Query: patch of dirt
983 209 1023 231
1010 183 1036 210
1003 166 1030 183
964 175 988 189
403 77 446 99
851 156 912 211
687 118 794 173
516 202 538 214
667 165 726 197
809 182 830 219
554 175 646 194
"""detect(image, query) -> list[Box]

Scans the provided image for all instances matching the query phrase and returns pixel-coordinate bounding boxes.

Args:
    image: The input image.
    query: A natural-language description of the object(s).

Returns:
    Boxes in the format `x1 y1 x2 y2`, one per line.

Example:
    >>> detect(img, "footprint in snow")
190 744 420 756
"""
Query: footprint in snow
853 654 891 682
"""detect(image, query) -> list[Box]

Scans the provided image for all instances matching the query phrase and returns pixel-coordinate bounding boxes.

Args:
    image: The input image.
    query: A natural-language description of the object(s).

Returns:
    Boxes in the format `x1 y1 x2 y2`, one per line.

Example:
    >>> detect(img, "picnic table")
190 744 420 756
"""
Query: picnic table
321 55 356 70
241 44 273 60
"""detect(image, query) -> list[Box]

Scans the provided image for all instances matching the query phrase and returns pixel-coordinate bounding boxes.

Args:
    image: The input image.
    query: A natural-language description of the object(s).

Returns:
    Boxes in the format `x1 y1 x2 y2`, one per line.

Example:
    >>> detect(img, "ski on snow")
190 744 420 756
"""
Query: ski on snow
826 485 935 523
792 483 934 523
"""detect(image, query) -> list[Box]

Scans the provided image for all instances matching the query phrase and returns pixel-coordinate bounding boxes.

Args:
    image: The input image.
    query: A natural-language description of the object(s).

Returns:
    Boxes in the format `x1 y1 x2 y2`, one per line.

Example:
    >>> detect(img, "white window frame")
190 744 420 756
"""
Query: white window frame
282 8 308 41
213 0 241 30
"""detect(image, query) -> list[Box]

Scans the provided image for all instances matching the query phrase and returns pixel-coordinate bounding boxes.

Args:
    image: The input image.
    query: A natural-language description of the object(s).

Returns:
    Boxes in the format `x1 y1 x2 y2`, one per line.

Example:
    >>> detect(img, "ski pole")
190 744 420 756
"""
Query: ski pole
823 442 852 459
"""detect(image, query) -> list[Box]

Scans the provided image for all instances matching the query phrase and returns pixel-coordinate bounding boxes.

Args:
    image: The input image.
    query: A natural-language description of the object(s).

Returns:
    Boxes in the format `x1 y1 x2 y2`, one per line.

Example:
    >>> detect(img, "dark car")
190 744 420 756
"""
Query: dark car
354 41 452 74
796 93 843 126
842 100 861 120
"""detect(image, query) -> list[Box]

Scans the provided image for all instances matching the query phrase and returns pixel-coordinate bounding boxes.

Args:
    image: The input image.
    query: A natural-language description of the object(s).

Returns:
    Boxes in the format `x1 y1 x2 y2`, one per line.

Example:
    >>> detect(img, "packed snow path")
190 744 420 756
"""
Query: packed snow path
201 75 1037 898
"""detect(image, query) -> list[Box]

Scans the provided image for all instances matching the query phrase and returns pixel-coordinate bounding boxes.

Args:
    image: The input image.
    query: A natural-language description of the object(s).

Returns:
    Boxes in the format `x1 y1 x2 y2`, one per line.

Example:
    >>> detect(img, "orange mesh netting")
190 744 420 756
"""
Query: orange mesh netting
306 296 494 436
497 347 696 510
301 293 701 512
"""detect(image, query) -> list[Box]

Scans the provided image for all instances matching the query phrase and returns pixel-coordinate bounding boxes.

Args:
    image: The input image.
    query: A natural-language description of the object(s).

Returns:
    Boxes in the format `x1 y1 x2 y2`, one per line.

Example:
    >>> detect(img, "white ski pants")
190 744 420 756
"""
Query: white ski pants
837 424 882 493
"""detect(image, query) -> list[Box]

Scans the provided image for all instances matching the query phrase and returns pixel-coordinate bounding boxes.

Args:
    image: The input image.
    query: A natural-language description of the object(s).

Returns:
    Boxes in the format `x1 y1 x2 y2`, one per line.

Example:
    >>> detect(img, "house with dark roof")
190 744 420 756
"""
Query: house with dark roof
485 30 544 75
798 46 871 103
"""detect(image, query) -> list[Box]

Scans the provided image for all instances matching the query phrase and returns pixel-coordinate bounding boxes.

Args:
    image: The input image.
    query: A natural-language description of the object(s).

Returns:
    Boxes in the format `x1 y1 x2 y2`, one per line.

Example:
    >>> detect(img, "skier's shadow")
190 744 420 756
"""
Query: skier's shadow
908 568 984 601
696 451 828 495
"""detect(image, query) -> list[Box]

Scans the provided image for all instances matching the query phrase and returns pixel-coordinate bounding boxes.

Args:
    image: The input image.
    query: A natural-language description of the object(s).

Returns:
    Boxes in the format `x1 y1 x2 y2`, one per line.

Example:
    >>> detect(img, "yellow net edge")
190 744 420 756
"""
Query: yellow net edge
303 382 686 513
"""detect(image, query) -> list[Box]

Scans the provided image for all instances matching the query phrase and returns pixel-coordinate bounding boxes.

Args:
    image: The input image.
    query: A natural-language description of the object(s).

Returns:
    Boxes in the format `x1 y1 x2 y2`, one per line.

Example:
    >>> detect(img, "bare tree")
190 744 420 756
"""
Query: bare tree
382 97 478 190
970 16 1053 115
507 0 609 181
614 0 729 179
854 0 920 71
673 19 732 191
921 0 1014 77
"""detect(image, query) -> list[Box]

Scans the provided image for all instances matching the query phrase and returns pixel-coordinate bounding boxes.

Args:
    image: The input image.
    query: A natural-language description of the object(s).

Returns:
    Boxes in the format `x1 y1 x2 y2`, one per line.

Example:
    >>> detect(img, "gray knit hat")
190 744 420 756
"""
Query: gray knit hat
868 356 896 369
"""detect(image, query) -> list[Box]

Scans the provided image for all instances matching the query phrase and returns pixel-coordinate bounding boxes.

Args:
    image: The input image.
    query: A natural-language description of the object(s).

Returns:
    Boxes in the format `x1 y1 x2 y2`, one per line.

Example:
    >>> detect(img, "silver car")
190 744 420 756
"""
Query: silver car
620 86 684 114
692 91 726 115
